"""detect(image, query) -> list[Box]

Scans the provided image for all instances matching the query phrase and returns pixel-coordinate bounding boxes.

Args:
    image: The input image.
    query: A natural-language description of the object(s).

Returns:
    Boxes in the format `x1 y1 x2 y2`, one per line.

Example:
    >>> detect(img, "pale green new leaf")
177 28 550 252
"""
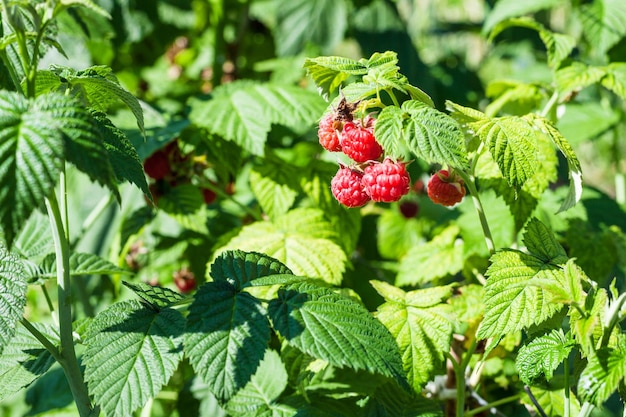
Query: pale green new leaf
483 0 565 34
374 106 405 157
11 212 53 261
396 225 464 286
189 82 325 156
370 280 406 304
249 159 301 219
516 329 574 384
0 246 27 353
210 250 292 290
269 281 408 390
445 100 488 124
0 323 58 402
225 349 291 416
555 62 606 99
485 80 543 116
477 250 564 339
578 0 626 55
38 252 132 279
185 280 271 402
84 300 184 417
376 286 454 391
0 92 64 246
570 288 607 356
578 334 626 405
215 209 347 285
122 281 186 310
303 56 368 96
471 116 538 188
601 63 626 100
529 115 582 212
376 207 427 260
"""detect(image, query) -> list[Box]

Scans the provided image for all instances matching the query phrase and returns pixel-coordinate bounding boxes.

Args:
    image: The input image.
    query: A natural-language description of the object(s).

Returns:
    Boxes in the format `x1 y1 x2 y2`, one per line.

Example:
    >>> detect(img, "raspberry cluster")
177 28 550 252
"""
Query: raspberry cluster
317 100 411 208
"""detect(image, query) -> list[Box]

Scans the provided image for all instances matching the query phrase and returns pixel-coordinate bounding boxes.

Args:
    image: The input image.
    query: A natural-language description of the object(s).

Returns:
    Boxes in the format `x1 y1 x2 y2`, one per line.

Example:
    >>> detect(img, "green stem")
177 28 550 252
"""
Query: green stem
20 317 63 363
601 292 626 347
41 283 58 325
70 193 114 250
578 402 594 417
46 192 98 417
456 170 496 256
464 394 521 417
449 338 478 417
564 354 570 417
540 90 560 120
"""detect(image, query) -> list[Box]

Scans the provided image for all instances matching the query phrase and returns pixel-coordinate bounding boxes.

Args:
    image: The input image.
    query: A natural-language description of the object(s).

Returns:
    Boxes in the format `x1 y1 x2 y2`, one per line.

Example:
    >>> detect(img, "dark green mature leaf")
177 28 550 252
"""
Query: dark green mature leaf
516 329 574 384
483 0 566 34
185 280 271 402
578 0 626 56
188 82 325 156
376 100 467 168
0 245 27 354
91 111 150 198
157 184 208 234
578 334 626 405
0 323 58 402
123 281 186 310
35 65 144 132
0 92 63 246
84 300 184 417
38 252 132 279
11 212 53 261
470 116 538 189
375 285 453 391
370 380 443 417
210 250 292 290
268 281 408 390
523 218 568 263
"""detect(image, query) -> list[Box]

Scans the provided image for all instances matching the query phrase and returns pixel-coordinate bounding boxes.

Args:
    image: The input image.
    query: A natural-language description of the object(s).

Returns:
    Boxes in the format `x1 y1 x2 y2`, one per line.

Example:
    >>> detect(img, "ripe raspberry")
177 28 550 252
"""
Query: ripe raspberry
331 166 371 208
427 170 466 206
362 159 410 203
318 113 342 152
201 187 217 204
341 121 383 163
174 267 197 293
144 149 171 180
399 201 419 218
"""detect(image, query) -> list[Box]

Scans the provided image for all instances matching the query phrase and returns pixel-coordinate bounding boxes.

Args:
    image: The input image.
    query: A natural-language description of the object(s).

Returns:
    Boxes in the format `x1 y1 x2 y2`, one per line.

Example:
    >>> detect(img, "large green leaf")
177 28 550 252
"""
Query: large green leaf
375 100 467 168
188 82 325 156
370 381 443 417
374 284 454 391
578 0 626 55
83 300 184 417
215 208 347 285
516 329 574 384
555 62 607 99
0 323 58 402
0 245 27 354
184 280 271 401
268 281 408 390
274 0 348 56
249 158 301 220
38 252 132 279
210 250 292 290
35 65 144 132
470 116 539 189
483 0 566 34
578 334 626 405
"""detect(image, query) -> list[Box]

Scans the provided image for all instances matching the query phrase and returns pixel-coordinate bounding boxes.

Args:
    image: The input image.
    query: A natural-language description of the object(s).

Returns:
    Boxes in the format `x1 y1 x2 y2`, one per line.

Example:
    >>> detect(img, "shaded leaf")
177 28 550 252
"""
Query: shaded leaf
0 245 27 354
210 250 292 290
39 252 132 279
122 281 186 310
483 0 566 34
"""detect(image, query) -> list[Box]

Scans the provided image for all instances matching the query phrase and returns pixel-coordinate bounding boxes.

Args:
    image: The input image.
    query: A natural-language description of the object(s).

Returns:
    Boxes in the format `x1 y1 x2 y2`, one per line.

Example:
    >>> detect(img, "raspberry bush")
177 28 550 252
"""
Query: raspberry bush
2 1 626 417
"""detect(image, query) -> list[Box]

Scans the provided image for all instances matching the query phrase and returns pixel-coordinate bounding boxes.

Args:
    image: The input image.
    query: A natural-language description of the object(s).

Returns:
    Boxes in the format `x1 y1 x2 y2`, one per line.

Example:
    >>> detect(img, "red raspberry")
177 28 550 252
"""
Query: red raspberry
331 166 371 208
362 159 410 203
144 149 171 180
201 187 217 204
318 113 342 152
341 121 383 163
399 201 419 218
174 267 197 293
427 170 466 206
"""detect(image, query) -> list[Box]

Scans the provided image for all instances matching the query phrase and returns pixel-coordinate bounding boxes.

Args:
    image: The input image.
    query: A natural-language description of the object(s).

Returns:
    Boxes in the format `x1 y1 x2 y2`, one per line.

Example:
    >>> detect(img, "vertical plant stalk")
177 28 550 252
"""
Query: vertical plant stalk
46 191 98 417
456 170 496 256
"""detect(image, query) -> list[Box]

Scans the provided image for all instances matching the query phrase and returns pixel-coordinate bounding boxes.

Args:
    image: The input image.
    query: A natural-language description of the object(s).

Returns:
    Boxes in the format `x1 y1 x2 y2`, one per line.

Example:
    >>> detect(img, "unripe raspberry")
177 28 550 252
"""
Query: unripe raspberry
331 166 371 208
318 113 342 152
427 170 466 206
362 159 411 203
341 121 383 163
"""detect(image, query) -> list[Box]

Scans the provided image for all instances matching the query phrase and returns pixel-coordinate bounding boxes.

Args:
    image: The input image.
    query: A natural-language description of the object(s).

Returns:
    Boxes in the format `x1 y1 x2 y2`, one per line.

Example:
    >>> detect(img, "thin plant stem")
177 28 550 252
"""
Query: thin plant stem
41 284 58 325
564 355 570 417
71 193 114 250
464 394 521 417
456 170 496 256
578 402 594 417
540 91 560 120
46 191 98 417
602 292 626 347
20 317 62 363
525 386 548 417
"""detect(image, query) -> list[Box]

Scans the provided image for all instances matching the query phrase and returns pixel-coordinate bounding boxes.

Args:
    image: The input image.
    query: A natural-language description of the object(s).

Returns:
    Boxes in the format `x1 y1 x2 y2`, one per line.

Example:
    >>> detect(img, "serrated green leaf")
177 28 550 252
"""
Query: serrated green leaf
157 184 208 234
578 334 626 405
471 116 538 189
522 384 581 417
0 92 63 246
445 100 488 124
601 62 626 100
35 65 144 132
215 209 347 285
39 252 132 279
84 300 184 417
11 211 53 261
485 80 543 116
185 280 271 401
0 245 27 353
529 115 582 212
91 111 150 198
570 288 607 356
0 323 58 402
122 281 186 309
483 0 566 34
376 204 427 260
370 380 443 417
374 106 405 157
477 249 564 339
250 158 301 219
522 218 568 263
225 349 290 416
303 56 367 97
516 329 574 384
59 0 111 18
248 274 309 288
210 250 292 290
578 0 626 55
370 280 406 305
189 82 325 156
269 281 407 390
555 62 606 99
396 225 464 286
376 286 453 391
